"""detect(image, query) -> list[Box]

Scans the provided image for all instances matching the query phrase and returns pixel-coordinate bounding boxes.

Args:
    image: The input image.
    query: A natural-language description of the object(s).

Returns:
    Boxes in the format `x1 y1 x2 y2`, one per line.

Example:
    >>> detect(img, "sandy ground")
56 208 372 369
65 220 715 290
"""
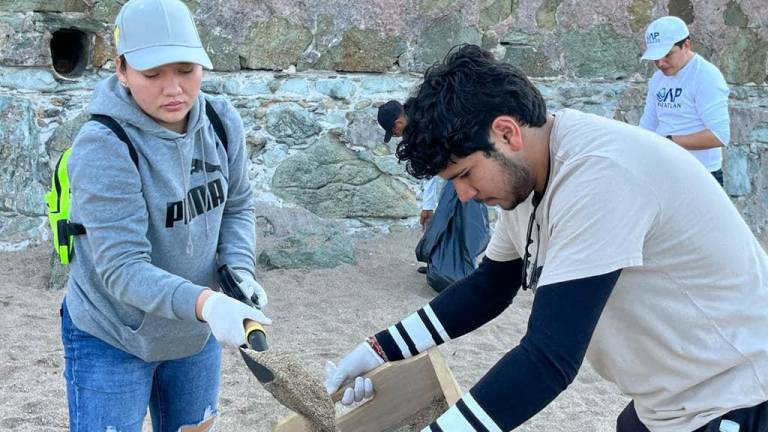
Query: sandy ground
0 229 628 431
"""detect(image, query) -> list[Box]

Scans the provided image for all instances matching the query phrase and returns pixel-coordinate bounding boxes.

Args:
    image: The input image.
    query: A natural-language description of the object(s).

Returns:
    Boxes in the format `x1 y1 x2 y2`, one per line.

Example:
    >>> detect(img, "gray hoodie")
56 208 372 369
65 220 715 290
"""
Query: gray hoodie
65 75 256 362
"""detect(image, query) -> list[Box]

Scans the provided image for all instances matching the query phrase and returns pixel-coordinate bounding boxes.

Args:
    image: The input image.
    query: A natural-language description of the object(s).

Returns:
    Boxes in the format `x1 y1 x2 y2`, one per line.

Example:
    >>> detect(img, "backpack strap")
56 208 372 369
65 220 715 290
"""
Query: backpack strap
204 99 228 153
90 114 139 168
67 115 138 236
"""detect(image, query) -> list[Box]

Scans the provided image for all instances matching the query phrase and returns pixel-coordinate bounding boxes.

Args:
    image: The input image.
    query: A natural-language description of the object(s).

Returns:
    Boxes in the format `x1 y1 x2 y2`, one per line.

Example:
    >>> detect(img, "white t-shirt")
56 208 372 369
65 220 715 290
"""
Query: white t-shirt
486 109 768 432
421 176 441 210
639 54 730 172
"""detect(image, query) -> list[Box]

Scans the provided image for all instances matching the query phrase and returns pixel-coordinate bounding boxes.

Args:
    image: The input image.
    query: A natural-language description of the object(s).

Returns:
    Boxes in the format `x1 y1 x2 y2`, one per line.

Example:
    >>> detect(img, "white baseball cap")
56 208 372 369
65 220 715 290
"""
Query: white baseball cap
114 0 213 71
641 16 690 61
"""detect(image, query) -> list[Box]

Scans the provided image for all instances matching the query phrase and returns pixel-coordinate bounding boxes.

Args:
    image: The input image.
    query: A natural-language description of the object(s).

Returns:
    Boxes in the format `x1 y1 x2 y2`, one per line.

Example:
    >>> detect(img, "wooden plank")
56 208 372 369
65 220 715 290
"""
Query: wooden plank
274 348 459 432
427 348 462 405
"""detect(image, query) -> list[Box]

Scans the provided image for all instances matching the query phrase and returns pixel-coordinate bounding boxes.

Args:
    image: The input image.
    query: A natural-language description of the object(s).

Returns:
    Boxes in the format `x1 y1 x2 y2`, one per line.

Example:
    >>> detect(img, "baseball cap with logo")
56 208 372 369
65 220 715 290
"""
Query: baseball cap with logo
114 0 213 71
641 16 690 61
377 100 403 143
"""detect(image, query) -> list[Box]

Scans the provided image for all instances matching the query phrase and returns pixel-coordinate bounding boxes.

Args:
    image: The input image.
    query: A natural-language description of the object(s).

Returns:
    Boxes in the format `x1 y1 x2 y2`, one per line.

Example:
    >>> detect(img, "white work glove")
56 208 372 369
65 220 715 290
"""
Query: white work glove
233 268 268 308
201 291 271 347
324 342 384 405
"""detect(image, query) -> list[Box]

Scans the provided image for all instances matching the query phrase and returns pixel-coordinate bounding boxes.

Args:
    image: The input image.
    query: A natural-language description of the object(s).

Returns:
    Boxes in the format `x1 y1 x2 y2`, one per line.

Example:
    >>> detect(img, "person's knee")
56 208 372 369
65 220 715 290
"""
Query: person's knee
177 406 217 432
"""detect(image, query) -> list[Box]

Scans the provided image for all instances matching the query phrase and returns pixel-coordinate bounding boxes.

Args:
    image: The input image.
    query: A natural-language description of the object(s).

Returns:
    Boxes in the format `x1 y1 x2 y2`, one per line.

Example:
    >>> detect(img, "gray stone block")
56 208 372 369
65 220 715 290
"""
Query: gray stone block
255 203 355 270
723 147 751 196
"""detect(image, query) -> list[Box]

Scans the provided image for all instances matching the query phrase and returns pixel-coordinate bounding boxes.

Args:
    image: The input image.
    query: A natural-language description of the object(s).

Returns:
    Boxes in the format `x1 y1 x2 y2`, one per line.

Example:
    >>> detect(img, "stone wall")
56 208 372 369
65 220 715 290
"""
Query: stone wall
2 0 766 82
1 0 766 266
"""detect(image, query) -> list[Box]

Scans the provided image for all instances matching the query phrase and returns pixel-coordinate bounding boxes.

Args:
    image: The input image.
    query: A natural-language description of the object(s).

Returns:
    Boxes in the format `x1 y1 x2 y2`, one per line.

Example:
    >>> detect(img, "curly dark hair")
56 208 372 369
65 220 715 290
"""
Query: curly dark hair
396 44 547 179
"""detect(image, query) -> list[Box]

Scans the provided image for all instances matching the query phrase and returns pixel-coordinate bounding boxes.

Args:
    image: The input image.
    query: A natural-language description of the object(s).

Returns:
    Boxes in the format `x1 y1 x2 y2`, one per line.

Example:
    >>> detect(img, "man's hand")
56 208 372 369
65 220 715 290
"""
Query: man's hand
324 342 385 404
200 291 271 347
233 268 268 308
419 209 434 231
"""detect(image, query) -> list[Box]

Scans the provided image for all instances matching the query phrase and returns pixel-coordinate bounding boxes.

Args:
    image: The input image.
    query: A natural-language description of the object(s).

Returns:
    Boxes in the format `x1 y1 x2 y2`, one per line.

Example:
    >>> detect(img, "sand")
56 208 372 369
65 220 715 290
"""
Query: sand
0 228 628 431
240 348 336 432
390 396 448 432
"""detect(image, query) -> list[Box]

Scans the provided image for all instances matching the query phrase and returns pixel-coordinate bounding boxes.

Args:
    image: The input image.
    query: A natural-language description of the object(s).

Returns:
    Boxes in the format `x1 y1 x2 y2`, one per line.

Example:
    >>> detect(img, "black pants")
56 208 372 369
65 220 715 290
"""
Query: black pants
711 169 724 186
617 400 768 432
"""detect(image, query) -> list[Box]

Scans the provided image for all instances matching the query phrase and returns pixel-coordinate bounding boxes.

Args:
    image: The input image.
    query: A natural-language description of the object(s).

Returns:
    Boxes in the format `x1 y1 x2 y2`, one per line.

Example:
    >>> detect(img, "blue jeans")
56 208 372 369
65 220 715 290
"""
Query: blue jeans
61 299 221 432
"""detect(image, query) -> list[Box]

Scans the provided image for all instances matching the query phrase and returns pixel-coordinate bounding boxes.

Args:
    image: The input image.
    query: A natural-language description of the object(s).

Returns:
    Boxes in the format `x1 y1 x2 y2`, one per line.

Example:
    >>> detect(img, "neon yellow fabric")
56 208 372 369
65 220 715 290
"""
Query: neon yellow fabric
44 148 74 264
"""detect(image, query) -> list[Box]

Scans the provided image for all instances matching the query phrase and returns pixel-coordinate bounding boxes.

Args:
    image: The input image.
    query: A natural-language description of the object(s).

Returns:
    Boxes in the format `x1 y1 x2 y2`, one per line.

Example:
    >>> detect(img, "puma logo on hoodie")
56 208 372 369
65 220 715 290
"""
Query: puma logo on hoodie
190 159 223 175
165 178 225 227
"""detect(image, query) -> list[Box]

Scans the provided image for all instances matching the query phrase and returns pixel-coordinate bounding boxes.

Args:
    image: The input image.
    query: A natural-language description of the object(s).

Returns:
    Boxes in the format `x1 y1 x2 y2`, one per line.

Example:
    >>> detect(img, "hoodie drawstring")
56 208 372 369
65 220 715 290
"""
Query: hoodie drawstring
199 127 210 236
176 139 194 255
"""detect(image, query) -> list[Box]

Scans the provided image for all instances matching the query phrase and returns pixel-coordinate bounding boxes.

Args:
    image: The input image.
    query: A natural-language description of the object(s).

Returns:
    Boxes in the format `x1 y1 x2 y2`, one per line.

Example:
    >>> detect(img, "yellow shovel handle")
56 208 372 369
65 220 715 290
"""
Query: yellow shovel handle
244 319 268 351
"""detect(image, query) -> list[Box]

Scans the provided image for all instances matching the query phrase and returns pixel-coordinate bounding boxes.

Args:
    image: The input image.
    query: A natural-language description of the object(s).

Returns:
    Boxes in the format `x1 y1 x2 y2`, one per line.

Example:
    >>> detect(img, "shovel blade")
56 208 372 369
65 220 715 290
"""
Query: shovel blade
239 347 276 383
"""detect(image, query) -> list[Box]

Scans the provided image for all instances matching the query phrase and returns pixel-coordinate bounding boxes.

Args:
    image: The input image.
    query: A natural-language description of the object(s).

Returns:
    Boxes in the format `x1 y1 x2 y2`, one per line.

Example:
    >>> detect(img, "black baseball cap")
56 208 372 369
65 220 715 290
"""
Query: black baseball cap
377 100 403 143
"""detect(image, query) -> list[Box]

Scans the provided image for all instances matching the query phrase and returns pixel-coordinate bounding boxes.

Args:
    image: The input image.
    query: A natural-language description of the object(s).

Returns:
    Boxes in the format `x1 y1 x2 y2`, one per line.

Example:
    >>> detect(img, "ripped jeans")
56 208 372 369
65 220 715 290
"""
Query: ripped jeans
61 299 221 432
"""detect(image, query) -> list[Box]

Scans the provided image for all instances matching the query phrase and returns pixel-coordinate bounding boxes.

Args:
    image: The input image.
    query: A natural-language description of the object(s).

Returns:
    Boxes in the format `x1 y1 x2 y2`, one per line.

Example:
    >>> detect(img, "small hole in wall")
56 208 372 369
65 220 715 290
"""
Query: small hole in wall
50 28 89 79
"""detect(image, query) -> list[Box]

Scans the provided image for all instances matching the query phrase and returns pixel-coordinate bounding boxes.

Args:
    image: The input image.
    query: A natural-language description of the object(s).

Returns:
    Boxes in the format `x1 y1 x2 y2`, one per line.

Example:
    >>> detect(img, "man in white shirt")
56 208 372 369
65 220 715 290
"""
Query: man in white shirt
329 44 767 432
639 16 730 186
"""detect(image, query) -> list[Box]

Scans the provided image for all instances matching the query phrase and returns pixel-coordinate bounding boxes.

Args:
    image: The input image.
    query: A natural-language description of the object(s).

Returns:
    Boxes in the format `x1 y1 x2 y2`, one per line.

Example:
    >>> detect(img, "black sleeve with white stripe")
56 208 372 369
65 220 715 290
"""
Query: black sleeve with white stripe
422 270 622 432
375 257 523 361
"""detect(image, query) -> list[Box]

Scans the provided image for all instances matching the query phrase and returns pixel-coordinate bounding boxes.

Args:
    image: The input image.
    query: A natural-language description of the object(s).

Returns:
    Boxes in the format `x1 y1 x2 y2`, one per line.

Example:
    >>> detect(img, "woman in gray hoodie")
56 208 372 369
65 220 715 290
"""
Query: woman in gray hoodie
61 0 270 430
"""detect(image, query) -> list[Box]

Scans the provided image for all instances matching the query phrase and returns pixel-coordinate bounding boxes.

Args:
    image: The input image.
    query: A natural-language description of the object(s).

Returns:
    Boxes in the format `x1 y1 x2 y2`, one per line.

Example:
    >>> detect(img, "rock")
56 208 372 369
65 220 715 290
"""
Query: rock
44 112 90 173
222 77 272 96
49 253 69 291
535 0 560 30
0 68 57 92
300 15 340 72
501 32 557 77
276 78 310 96
418 0 456 13
240 17 312 71
414 15 481 71
265 103 323 147
90 34 113 69
722 29 768 85
0 15 50 67
334 28 405 73
271 134 419 218
2 0 88 13
0 96 47 216
479 0 514 30
628 0 654 32
198 26 241 71
0 213 47 253
561 25 641 79
723 147 751 196
344 108 385 152
723 1 749 28
315 79 356 100
359 75 402 95
255 204 355 270
668 0 695 24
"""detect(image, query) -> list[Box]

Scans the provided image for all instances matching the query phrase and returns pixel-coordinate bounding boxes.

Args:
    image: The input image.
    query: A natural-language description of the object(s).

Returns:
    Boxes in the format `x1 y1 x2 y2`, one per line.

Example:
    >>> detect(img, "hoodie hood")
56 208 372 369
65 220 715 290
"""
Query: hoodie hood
87 74 206 140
